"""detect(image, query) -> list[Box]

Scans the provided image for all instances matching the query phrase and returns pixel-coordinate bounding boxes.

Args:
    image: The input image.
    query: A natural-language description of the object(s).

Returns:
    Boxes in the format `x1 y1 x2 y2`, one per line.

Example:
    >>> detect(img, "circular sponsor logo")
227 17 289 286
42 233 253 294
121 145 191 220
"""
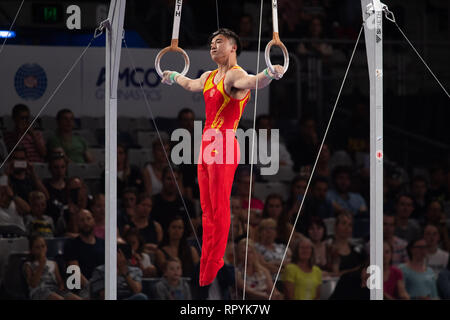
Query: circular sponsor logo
14 63 47 100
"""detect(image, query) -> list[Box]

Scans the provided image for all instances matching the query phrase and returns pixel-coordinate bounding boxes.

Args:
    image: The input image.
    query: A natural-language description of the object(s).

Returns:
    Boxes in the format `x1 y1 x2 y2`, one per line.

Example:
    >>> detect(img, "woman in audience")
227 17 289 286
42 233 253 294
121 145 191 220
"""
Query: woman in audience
124 227 157 277
255 218 290 279
89 194 105 239
235 238 283 300
383 240 410 299
155 215 199 278
326 212 364 276
423 223 449 277
54 177 88 237
44 152 69 222
399 238 439 299
285 176 307 217
307 216 328 270
118 187 138 234
143 138 170 196
263 193 302 245
282 237 322 300
127 194 163 254
24 235 81 300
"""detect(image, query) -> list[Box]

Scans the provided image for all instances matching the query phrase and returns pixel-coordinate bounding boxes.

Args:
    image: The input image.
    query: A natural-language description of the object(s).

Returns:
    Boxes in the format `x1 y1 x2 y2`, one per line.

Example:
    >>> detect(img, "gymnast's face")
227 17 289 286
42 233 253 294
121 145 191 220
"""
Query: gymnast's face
210 34 236 62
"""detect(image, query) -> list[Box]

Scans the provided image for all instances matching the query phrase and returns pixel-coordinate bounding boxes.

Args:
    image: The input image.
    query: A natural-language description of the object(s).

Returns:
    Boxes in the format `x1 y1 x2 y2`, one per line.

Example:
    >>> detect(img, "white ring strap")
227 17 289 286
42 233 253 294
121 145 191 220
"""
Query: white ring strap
155 0 190 78
265 0 289 74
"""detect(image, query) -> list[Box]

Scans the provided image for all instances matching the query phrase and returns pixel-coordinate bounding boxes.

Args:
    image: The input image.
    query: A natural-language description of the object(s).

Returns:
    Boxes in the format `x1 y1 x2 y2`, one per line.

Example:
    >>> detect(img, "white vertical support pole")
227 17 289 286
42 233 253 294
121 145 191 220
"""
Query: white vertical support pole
361 0 383 300
105 0 126 300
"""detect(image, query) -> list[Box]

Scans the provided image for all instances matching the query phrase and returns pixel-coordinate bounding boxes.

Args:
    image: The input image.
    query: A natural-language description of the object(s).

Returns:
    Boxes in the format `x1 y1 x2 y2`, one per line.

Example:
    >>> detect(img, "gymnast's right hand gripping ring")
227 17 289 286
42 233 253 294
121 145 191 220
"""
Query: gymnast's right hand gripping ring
155 40 190 79
264 34 289 75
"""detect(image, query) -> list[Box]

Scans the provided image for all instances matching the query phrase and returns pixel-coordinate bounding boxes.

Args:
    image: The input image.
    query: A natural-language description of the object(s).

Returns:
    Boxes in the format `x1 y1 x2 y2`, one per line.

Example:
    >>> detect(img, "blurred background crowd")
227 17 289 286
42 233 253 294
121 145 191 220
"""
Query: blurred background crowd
0 0 449 300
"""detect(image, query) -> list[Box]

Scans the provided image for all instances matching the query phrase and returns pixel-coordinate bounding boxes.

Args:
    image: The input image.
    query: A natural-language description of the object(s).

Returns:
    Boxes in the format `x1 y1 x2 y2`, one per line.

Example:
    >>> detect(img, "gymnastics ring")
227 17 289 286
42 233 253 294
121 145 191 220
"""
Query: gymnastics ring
265 32 289 75
155 39 190 79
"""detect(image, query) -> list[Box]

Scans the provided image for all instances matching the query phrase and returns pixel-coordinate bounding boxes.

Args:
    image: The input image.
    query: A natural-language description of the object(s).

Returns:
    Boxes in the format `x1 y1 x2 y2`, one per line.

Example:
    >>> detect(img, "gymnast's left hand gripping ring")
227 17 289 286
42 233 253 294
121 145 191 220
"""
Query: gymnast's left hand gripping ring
264 34 289 75
155 40 190 79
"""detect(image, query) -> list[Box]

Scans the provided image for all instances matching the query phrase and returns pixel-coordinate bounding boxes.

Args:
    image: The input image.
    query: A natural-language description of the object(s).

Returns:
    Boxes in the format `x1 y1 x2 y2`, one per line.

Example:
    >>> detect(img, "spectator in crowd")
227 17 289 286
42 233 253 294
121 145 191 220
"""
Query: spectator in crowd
90 244 147 300
299 177 334 233
55 177 88 237
6 146 49 202
255 114 294 169
410 175 430 219
25 191 55 237
0 178 29 236
237 14 256 51
326 212 365 276
282 237 322 300
101 144 147 196
383 214 408 265
286 175 307 212
428 165 447 202
255 218 290 279
231 196 245 231
234 168 264 211
154 256 192 300
3 104 46 162
47 109 93 163
127 193 163 254
118 187 138 234
235 200 264 243
297 17 333 60
124 228 157 277
287 116 319 172
307 216 328 270
394 194 421 243
44 152 69 223
383 240 410 300
422 201 450 252
315 143 332 181
399 238 439 299
326 166 367 217
151 166 198 235
90 194 105 240
437 260 450 299
174 108 200 200
262 193 283 222
63 209 105 298
155 215 199 278
423 224 449 277
384 164 408 211
143 137 170 196
262 193 301 245
24 235 81 300
329 261 370 300
235 239 283 300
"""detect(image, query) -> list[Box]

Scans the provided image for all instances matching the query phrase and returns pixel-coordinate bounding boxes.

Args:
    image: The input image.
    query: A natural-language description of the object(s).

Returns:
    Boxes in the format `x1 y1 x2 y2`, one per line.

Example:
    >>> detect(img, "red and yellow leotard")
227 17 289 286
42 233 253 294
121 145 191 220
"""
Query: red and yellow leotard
198 65 250 286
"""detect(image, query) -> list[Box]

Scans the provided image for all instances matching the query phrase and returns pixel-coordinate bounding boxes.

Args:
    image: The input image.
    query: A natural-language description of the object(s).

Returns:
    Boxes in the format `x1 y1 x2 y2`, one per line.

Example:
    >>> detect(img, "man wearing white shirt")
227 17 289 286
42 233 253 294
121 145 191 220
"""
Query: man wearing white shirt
424 223 449 276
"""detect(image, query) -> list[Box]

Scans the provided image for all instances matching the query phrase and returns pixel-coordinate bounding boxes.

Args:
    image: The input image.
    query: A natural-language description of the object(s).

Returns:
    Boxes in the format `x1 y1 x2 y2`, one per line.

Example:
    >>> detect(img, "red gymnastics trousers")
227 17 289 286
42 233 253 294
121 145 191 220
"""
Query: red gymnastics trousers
198 66 250 286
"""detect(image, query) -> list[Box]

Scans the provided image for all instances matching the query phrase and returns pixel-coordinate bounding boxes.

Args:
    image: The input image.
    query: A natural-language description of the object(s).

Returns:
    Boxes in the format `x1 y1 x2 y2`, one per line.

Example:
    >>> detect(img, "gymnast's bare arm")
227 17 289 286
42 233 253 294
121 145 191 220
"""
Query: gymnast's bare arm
161 70 211 92
226 64 284 90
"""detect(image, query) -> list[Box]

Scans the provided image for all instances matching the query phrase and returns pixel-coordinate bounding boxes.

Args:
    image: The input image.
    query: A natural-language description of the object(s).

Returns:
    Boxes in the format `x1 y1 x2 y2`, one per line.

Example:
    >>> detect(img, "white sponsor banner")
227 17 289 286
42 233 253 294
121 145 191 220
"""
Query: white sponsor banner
0 45 269 119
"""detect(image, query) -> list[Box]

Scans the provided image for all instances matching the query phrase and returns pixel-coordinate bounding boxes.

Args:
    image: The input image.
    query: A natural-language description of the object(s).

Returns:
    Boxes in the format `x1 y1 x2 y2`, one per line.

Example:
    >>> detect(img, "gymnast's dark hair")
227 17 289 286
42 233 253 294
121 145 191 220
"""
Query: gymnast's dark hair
208 28 242 56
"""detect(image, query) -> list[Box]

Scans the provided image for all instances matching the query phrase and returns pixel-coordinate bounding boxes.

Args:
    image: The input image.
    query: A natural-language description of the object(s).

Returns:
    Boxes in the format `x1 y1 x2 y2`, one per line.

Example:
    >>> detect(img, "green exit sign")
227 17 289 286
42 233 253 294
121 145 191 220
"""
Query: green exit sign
32 4 63 24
